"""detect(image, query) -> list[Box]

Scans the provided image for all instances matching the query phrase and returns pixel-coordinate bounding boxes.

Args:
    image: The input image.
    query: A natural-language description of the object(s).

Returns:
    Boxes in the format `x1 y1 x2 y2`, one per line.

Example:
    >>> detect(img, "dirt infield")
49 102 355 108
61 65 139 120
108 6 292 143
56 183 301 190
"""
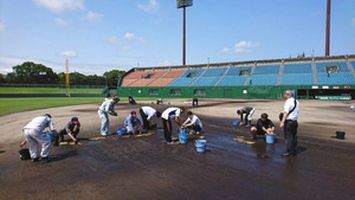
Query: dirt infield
0 99 354 200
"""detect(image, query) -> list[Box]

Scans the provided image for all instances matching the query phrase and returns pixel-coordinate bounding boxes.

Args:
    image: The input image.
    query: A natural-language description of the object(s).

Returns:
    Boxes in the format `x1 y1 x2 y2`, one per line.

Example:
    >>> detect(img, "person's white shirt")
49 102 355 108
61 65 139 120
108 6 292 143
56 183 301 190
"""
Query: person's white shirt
24 116 56 132
99 99 114 113
162 107 181 120
284 97 300 121
188 115 203 129
141 106 157 120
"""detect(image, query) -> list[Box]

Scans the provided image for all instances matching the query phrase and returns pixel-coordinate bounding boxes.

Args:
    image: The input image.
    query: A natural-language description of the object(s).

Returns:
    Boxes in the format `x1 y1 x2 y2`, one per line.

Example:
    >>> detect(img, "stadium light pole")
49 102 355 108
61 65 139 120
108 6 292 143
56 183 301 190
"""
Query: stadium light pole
177 0 193 66
325 0 331 56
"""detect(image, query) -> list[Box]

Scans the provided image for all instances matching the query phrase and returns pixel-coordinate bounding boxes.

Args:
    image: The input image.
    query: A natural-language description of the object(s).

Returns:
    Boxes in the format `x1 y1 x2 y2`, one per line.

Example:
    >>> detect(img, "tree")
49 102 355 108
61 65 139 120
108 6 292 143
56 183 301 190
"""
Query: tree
0 73 6 83
103 70 125 88
11 62 58 84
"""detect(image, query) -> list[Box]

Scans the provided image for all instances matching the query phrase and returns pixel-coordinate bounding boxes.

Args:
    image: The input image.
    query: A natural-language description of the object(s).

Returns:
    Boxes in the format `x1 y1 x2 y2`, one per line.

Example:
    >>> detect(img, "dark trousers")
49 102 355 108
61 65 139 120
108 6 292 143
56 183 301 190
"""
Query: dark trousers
139 109 150 130
192 98 198 107
187 124 202 132
284 120 298 154
162 119 172 142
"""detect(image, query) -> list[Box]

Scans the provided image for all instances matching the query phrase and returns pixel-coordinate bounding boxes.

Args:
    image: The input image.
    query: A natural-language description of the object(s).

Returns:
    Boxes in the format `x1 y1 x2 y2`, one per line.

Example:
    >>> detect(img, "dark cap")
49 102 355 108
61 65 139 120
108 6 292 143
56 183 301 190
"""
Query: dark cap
44 113 52 118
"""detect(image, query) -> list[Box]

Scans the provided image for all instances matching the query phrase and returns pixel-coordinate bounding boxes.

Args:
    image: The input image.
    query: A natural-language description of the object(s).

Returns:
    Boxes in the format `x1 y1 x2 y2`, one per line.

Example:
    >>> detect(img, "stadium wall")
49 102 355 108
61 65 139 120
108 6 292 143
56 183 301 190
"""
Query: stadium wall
117 85 319 99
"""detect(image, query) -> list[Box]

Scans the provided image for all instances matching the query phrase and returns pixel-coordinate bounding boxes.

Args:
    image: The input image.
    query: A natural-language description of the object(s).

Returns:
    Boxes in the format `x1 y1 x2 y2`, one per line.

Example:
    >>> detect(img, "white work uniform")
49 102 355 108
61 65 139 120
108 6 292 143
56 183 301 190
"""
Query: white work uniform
98 99 116 136
162 107 181 121
284 97 300 121
23 116 56 159
188 115 203 129
141 106 157 120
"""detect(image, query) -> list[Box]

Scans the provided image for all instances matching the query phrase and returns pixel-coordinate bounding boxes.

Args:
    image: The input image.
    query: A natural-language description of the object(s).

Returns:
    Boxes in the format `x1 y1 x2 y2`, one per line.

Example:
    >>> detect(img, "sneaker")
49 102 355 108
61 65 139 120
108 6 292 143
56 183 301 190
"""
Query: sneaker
281 152 295 157
32 157 40 162
166 141 177 145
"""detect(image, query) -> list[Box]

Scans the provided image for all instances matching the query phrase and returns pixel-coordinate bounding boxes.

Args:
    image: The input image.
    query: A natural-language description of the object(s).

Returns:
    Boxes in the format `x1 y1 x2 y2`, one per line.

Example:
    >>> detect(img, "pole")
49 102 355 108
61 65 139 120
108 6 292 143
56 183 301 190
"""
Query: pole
182 6 186 66
65 58 70 97
325 0 331 56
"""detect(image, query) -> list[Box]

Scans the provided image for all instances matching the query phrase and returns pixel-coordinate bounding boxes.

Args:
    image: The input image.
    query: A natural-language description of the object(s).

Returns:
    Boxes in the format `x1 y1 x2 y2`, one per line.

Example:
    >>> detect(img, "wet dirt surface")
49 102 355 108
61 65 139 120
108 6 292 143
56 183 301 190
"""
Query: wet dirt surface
0 99 355 200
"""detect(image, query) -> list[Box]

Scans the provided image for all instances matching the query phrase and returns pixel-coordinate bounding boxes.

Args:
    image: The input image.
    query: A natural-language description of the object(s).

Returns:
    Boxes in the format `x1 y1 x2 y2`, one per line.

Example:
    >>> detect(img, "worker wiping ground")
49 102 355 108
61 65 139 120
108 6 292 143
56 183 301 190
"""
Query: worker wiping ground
236 106 256 127
124 111 143 135
22 114 57 162
161 107 185 145
54 116 80 146
98 96 120 136
181 111 203 135
139 106 161 130
250 113 275 140
280 90 300 157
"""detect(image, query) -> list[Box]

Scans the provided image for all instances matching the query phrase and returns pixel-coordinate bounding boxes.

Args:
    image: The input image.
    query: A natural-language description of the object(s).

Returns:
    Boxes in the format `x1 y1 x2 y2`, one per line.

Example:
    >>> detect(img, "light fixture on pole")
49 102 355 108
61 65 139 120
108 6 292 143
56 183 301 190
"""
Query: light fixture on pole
177 0 193 66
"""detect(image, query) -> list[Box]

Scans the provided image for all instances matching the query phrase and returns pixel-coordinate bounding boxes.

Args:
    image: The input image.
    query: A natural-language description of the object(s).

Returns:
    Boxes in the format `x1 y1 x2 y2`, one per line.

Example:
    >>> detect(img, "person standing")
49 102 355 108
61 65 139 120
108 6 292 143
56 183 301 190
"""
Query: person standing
161 107 185 144
280 90 300 157
22 114 57 162
139 106 161 130
98 97 120 136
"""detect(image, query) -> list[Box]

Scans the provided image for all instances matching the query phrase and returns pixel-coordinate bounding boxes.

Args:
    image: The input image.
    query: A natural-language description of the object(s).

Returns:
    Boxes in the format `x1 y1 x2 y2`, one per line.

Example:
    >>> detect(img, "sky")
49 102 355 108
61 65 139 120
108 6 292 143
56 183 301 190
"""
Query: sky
0 0 354 75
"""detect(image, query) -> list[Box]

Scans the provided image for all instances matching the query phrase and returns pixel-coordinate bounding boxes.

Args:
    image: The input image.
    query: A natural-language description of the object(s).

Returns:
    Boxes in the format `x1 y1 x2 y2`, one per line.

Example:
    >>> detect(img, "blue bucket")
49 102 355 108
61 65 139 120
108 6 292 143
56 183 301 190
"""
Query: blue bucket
195 139 207 153
232 120 241 127
179 128 188 144
116 128 127 136
266 134 276 144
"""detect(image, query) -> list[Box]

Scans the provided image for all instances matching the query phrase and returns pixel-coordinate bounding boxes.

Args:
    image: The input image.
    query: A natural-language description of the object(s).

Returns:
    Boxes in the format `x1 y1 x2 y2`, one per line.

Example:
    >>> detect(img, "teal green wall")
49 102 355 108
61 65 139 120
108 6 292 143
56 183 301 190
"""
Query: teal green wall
117 86 315 99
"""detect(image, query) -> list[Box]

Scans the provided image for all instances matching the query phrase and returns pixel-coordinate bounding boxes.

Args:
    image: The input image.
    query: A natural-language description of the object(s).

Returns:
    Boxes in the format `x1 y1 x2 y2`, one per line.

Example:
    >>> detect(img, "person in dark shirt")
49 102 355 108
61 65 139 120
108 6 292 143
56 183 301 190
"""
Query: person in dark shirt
55 117 80 145
250 113 275 139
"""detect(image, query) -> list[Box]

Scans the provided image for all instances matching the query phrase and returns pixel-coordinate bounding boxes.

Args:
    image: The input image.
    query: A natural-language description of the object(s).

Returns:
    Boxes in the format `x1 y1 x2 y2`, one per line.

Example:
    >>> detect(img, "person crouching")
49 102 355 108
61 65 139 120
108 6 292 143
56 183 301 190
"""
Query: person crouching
55 116 80 145
124 111 143 135
181 111 203 135
250 113 275 140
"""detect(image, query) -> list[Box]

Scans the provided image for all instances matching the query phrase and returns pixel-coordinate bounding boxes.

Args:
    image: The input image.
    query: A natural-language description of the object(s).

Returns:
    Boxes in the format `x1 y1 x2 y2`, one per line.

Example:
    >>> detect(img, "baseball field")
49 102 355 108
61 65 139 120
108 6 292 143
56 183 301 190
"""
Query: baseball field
0 98 354 200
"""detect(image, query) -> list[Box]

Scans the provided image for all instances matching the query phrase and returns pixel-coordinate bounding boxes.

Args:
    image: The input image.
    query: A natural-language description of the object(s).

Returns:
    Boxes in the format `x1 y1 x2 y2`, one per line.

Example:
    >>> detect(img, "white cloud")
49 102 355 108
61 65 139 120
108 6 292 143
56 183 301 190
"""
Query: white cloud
138 0 160 13
55 18 68 27
61 50 78 57
107 36 119 44
222 40 258 54
33 0 84 12
222 47 231 53
124 32 136 40
0 21 5 32
83 11 103 22
123 32 145 42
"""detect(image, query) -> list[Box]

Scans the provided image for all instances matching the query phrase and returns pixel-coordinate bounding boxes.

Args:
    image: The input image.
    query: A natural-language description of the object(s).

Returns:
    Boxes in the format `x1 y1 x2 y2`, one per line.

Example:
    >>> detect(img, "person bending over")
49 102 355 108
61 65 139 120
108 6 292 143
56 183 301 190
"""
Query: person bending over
181 111 203 135
98 96 120 136
161 107 185 144
22 114 57 162
250 113 275 140
236 106 256 127
139 106 161 130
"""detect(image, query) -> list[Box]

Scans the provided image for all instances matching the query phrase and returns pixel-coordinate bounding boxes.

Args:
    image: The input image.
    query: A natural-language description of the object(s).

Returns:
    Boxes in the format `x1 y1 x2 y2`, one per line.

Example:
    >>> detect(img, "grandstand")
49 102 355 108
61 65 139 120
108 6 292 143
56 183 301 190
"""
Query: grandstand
118 55 355 99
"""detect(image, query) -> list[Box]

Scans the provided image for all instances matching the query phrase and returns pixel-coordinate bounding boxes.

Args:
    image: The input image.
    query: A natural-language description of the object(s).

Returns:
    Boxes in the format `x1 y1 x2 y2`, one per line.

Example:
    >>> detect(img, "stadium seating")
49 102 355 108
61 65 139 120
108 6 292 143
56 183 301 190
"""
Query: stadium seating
284 63 312 73
249 75 278 86
203 67 227 77
120 59 355 88
282 74 314 85
253 65 280 74
192 77 220 86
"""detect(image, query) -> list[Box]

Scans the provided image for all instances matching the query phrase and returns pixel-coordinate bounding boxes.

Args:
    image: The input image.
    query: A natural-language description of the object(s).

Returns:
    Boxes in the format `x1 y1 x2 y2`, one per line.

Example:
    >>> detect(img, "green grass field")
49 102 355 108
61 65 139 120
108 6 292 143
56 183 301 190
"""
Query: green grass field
0 97 156 116
0 97 103 116
0 87 102 94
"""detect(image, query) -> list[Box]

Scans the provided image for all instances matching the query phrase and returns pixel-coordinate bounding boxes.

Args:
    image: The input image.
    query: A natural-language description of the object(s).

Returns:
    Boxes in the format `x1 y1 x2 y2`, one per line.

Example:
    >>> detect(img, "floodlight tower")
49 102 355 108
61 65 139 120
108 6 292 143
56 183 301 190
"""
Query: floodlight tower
325 0 331 56
177 0 193 66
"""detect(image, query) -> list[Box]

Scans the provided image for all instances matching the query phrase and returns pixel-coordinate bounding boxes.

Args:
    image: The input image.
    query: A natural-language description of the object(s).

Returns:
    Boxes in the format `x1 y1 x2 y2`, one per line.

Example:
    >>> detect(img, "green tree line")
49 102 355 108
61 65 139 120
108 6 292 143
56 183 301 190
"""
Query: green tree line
0 62 125 87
